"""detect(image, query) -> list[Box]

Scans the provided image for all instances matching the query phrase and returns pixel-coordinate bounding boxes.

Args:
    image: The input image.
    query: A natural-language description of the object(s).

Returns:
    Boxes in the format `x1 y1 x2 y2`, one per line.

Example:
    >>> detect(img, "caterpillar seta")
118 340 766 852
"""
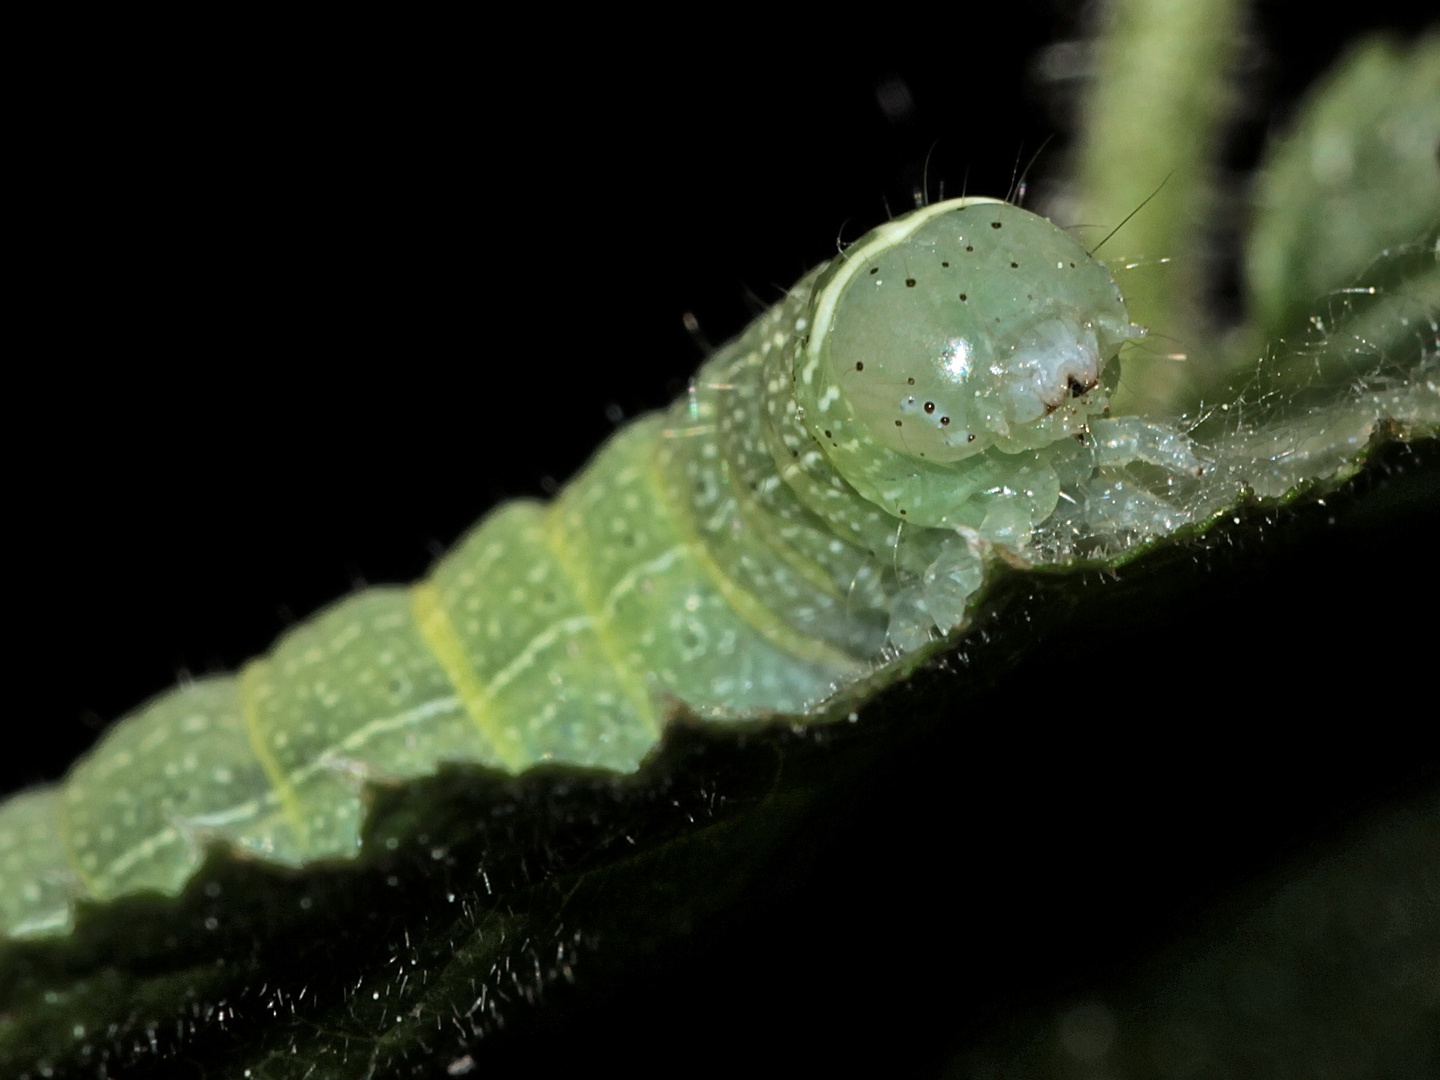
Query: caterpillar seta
0 196 1215 942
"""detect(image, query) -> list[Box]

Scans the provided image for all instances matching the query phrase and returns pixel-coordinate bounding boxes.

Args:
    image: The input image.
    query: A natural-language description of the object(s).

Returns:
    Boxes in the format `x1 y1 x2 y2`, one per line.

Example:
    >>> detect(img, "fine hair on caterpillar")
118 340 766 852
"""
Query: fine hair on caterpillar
0 194 1224 943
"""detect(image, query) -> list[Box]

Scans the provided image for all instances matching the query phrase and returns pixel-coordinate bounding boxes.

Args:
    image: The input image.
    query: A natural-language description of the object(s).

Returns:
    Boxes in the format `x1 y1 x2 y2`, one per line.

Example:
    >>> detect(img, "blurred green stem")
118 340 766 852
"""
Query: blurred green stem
1074 0 1245 413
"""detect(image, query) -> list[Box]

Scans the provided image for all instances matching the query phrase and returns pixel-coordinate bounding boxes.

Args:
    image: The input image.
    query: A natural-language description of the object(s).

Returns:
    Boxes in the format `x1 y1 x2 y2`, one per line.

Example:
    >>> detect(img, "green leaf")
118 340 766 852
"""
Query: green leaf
1246 34 1440 346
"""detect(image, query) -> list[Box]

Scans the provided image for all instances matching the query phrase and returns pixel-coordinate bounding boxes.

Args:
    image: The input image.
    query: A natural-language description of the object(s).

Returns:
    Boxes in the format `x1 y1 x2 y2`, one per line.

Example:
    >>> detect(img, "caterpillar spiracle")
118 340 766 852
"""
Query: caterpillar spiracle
0 196 1185 942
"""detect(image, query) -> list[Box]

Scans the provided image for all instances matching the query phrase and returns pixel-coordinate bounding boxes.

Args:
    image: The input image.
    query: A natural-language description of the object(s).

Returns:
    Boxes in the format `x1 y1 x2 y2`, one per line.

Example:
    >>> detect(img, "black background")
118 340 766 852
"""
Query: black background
6 4 1438 1076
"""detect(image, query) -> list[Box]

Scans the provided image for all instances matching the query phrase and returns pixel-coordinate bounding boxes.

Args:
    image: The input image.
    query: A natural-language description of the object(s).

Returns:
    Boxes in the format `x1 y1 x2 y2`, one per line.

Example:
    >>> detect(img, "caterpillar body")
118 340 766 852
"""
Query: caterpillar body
0 197 1166 942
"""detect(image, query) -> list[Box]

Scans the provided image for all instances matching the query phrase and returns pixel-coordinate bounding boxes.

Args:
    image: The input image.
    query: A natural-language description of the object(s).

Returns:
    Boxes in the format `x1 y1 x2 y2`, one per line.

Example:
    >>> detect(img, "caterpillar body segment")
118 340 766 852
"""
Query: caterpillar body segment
0 198 1152 941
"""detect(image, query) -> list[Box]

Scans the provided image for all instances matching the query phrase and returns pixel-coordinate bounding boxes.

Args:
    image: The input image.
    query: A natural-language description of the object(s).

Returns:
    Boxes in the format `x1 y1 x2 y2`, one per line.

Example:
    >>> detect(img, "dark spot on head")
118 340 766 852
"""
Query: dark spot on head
894 419 903 426
905 278 916 287
1010 261 1018 268
923 401 935 413
1070 261 1076 268
941 261 949 268
906 377 915 385
965 245 974 252
855 361 864 371
869 267 878 275
967 433 975 442
899 508 907 515
959 293 967 301
991 221 1002 229
1026 294 1033 300
940 416 949 425
823 430 831 438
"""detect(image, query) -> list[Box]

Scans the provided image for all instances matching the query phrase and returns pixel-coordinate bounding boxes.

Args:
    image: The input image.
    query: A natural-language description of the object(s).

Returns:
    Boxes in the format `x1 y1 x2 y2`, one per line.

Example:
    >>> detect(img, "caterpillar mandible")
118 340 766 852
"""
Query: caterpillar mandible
0 196 1179 942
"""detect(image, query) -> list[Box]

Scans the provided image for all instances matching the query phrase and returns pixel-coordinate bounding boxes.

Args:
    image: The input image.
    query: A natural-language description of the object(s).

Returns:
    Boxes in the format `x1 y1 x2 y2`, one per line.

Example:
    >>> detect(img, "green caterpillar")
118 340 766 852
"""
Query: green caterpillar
0 196 1187 942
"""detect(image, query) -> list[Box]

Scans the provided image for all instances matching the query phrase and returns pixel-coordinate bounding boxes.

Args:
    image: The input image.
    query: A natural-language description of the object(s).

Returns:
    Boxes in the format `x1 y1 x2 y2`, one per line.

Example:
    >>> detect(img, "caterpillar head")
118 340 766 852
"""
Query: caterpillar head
799 199 1140 473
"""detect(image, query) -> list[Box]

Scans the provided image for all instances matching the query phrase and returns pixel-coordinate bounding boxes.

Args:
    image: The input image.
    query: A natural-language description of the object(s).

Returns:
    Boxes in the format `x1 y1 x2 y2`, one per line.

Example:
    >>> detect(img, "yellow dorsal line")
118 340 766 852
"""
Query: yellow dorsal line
540 503 661 739
725 460 845 600
50 790 101 901
648 450 862 673
238 661 308 842
409 582 529 774
682 347 850 605
705 350 845 600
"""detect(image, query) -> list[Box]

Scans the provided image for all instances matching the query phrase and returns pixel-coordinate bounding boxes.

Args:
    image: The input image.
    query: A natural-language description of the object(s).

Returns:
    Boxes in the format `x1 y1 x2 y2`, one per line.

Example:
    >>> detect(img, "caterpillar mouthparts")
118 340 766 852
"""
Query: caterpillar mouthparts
0 197 1195 943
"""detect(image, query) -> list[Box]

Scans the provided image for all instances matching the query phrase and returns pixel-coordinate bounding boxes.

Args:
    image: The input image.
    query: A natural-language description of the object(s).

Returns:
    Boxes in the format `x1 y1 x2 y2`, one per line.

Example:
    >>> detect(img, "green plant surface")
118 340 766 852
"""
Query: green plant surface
1245 33 1440 348
1070 0 1246 413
